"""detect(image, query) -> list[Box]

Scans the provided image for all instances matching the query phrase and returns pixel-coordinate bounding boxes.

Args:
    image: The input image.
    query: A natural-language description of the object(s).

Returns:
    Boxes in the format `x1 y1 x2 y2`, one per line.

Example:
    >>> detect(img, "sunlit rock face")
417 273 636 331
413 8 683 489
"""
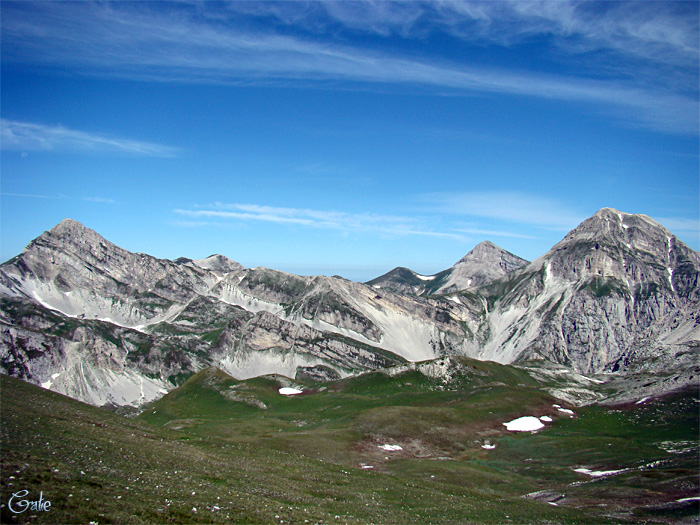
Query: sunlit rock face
1 209 698 407
476 208 700 375
366 241 528 296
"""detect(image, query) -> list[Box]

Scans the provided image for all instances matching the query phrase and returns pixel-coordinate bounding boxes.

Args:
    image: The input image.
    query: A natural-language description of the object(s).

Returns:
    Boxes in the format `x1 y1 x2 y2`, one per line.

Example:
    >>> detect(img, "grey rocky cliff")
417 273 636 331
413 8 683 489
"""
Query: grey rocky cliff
435 241 529 294
190 254 244 274
0 220 474 405
215 310 405 380
0 219 218 326
0 209 697 407
366 241 528 296
474 208 699 375
0 296 207 406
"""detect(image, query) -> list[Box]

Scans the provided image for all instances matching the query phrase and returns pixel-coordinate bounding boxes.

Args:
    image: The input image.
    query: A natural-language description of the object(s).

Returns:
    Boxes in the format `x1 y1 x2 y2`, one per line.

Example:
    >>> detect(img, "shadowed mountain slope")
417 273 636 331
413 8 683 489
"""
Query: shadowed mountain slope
0 208 697 407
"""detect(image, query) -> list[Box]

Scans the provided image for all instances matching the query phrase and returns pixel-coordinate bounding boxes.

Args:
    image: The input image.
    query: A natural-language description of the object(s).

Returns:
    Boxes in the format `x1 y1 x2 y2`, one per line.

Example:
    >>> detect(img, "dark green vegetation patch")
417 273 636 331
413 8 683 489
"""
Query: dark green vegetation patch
1 360 698 524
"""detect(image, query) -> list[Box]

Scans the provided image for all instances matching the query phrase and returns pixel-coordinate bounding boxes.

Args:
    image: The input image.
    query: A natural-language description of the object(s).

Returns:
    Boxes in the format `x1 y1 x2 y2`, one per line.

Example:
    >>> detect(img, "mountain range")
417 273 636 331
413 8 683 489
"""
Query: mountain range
1 208 698 408
367 240 529 296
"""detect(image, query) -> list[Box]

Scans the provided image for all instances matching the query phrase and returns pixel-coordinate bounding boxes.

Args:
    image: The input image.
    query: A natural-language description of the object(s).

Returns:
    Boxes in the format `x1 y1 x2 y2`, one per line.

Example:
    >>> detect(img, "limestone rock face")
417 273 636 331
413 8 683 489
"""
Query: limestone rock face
0 219 219 326
0 220 469 405
0 208 697 407
475 209 699 375
437 241 529 293
366 241 528 296
191 254 244 274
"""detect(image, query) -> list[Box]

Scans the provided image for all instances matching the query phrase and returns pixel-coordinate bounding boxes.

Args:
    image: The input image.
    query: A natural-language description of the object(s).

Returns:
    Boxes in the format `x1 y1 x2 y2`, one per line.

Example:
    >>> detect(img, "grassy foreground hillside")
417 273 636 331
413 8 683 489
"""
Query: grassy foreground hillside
1 358 698 523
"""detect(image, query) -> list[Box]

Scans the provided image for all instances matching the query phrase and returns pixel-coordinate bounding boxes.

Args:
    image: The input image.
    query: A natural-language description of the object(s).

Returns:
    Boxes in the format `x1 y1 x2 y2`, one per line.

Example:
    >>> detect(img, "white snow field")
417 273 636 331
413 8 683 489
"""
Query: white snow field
553 404 575 416
574 467 628 477
278 387 303 395
503 416 545 432
378 444 403 451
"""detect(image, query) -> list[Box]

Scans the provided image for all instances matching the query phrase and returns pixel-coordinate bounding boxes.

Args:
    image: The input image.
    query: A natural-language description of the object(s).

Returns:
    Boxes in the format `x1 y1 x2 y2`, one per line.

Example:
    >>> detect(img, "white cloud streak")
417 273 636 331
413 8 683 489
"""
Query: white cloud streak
1 192 116 204
174 203 463 240
654 216 700 238
228 0 698 69
0 192 64 200
2 1 697 134
0 119 181 157
454 227 536 240
423 191 587 232
83 196 117 204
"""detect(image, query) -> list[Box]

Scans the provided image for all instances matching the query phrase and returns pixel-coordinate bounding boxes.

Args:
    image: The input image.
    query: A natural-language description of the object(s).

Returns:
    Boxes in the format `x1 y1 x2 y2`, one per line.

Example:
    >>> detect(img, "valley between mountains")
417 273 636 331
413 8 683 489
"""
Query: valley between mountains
1 207 697 407
1 207 698 523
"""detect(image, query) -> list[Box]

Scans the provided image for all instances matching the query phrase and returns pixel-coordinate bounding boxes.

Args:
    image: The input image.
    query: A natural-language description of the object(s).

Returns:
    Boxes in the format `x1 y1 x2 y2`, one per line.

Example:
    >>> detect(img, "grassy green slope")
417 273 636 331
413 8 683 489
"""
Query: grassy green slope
138 359 700 523
2 360 697 524
1 372 583 524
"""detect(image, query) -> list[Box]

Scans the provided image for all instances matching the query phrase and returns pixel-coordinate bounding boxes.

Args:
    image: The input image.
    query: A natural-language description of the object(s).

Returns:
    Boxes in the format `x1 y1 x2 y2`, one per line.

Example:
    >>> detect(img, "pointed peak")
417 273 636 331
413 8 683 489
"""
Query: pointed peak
589 208 663 228
456 241 526 266
465 240 502 255
41 218 103 243
23 219 115 258
594 207 624 218
191 254 244 273
565 208 672 242
49 218 88 233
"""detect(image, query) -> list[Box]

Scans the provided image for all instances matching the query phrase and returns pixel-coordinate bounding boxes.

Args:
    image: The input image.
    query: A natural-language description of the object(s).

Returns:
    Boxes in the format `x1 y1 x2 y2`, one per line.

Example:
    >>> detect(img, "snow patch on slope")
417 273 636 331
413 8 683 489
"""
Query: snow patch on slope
279 387 303 395
503 416 545 432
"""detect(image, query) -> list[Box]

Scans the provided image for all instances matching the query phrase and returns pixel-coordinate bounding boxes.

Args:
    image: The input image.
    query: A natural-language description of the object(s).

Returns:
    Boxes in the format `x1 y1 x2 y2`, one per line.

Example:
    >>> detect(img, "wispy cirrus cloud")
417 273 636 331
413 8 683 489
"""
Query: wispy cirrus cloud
0 119 181 157
223 0 699 102
1 192 117 204
174 203 463 240
228 0 698 68
83 196 117 204
653 216 700 238
2 1 696 134
0 192 66 200
454 226 535 240
422 191 587 232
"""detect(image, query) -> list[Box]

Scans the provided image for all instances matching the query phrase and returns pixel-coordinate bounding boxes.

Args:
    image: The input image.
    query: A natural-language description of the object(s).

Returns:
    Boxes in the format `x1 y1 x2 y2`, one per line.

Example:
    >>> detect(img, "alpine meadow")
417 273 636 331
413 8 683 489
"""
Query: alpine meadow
1 1 698 524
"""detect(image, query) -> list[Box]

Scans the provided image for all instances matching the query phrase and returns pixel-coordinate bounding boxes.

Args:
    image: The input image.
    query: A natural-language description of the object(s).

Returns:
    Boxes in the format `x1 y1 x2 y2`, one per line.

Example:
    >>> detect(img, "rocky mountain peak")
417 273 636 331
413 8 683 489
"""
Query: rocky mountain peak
456 241 527 272
40 218 103 244
557 208 671 248
27 218 129 264
476 209 700 376
51 217 86 232
543 208 698 286
456 241 498 263
192 254 244 273
426 243 528 295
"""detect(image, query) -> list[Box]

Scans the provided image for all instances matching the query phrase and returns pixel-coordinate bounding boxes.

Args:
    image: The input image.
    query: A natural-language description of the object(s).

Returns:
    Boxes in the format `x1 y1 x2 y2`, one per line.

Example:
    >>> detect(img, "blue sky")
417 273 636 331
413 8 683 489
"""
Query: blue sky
1 1 698 281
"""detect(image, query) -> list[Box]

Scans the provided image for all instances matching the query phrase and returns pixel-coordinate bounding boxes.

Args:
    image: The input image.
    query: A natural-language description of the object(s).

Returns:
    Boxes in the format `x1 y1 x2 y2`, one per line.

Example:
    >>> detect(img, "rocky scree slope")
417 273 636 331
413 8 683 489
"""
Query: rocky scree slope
468 208 699 378
1 209 698 407
0 220 472 405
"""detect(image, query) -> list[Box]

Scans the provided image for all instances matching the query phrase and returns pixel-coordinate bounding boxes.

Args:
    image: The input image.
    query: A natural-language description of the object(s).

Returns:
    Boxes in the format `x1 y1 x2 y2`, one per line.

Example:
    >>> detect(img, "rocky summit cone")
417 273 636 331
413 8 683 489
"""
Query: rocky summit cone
545 208 699 298
366 241 528 296
439 241 529 293
192 254 244 273
474 208 699 376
